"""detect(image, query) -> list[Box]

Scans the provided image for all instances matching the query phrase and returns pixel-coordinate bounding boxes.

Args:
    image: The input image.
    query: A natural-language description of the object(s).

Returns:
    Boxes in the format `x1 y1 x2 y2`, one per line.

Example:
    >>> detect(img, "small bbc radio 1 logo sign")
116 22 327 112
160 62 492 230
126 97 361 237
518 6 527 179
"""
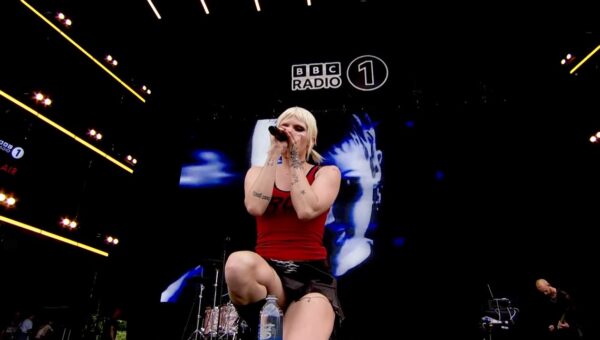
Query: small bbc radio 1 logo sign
0 137 24 160
291 55 388 92
291 62 342 91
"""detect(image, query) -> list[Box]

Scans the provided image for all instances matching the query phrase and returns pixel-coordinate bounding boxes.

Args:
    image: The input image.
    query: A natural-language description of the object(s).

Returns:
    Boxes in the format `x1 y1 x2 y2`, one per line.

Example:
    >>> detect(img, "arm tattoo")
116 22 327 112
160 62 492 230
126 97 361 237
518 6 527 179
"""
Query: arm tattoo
291 173 299 185
290 145 302 169
252 190 271 201
300 189 306 195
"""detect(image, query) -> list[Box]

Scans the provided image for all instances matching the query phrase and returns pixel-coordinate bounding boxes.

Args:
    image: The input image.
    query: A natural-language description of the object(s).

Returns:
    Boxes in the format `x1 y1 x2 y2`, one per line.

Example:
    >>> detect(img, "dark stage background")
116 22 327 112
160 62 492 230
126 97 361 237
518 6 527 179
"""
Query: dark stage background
1 1 600 339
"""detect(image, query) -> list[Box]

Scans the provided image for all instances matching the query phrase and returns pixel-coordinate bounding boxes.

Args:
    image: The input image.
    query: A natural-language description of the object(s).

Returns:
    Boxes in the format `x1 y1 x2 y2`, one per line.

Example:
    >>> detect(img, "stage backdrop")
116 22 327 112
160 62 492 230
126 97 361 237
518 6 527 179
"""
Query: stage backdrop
152 103 429 339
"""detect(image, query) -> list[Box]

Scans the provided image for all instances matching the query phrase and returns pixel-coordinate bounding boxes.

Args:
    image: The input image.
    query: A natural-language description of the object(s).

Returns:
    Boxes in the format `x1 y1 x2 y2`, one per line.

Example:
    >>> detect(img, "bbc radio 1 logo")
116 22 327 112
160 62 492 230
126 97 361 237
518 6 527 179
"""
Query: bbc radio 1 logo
0 138 24 160
291 55 388 92
291 62 342 91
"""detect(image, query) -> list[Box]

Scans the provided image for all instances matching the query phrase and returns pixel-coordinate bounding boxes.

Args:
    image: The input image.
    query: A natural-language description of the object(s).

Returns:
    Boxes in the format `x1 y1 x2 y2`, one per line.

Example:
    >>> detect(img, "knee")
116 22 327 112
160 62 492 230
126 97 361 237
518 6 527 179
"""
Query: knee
225 251 257 284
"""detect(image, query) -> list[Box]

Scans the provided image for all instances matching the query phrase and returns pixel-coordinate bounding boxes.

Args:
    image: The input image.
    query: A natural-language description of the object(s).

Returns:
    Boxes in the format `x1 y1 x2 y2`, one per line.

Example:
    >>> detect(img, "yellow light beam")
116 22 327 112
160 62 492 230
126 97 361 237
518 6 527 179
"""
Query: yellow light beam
0 89 134 174
570 44 600 74
0 214 109 257
20 0 146 103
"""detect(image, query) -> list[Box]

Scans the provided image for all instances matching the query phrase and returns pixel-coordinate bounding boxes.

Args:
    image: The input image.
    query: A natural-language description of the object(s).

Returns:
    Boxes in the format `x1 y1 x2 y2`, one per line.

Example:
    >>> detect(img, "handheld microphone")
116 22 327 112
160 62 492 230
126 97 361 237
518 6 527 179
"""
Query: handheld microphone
268 126 288 141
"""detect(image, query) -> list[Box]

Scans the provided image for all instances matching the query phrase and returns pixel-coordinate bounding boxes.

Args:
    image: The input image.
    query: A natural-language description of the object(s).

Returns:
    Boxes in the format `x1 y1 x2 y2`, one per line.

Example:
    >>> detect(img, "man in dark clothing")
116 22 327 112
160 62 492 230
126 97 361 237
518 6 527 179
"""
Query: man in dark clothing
535 278 583 339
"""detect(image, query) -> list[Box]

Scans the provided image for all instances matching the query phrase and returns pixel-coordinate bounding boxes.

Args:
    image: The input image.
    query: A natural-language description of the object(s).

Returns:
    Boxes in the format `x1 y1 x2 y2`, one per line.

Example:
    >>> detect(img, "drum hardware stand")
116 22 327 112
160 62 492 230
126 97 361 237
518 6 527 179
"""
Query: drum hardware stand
219 236 230 306
187 282 207 340
215 236 238 340
217 236 237 339
206 268 220 339
212 268 219 310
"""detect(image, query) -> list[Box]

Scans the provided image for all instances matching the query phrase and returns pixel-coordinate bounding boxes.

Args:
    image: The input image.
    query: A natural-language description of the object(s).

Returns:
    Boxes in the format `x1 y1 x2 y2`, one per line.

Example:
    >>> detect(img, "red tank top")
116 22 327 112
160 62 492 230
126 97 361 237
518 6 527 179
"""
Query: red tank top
255 165 329 260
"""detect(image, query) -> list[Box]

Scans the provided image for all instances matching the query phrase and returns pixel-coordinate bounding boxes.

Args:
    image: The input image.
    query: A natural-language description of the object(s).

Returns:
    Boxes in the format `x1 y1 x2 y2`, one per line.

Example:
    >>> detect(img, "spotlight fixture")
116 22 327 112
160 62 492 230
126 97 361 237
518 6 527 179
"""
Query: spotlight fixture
60 217 78 230
125 155 138 166
105 235 119 245
55 12 72 28
105 54 118 67
590 136 597 143
0 192 17 208
33 91 52 107
561 53 575 66
141 85 151 95
590 131 600 143
87 128 103 141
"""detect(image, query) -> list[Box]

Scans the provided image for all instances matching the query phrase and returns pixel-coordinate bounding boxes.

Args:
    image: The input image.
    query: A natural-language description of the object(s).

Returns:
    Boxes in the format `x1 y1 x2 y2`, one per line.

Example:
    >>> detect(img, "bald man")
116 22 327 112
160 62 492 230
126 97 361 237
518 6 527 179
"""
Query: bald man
535 278 583 339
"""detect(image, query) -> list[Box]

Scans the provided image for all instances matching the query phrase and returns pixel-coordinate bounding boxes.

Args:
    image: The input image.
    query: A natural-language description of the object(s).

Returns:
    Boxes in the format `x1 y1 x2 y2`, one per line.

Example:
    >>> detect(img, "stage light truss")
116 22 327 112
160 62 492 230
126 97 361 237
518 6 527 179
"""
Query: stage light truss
570 44 600 74
19 0 146 103
0 89 134 174
0 214 109 257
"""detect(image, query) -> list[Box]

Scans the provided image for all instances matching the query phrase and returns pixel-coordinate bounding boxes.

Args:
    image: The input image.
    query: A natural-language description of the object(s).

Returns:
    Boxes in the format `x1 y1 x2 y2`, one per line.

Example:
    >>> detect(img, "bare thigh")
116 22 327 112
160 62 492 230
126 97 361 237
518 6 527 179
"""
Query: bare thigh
283 292 335 340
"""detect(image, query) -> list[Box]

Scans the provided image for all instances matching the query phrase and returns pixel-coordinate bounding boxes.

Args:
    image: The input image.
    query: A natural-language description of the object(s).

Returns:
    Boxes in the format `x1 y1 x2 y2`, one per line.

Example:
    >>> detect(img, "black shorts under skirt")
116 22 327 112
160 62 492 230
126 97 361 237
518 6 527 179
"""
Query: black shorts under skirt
265 258 345 328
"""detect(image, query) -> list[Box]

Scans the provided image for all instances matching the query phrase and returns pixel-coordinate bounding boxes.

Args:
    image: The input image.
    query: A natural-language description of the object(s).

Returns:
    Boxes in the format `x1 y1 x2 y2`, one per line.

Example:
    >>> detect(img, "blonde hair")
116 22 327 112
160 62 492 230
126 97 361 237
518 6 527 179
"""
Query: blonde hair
276 106 323 164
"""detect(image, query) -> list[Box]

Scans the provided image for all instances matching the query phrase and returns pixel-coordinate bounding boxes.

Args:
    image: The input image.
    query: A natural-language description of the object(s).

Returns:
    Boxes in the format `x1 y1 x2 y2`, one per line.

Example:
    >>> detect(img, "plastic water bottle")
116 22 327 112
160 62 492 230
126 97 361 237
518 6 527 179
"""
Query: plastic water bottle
258 295 283 340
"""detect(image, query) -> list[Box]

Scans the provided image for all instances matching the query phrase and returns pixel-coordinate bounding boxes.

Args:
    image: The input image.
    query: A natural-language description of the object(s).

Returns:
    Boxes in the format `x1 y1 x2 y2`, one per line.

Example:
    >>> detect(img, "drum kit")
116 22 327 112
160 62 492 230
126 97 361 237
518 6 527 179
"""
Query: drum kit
187 262 241 340
201 302 240 338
